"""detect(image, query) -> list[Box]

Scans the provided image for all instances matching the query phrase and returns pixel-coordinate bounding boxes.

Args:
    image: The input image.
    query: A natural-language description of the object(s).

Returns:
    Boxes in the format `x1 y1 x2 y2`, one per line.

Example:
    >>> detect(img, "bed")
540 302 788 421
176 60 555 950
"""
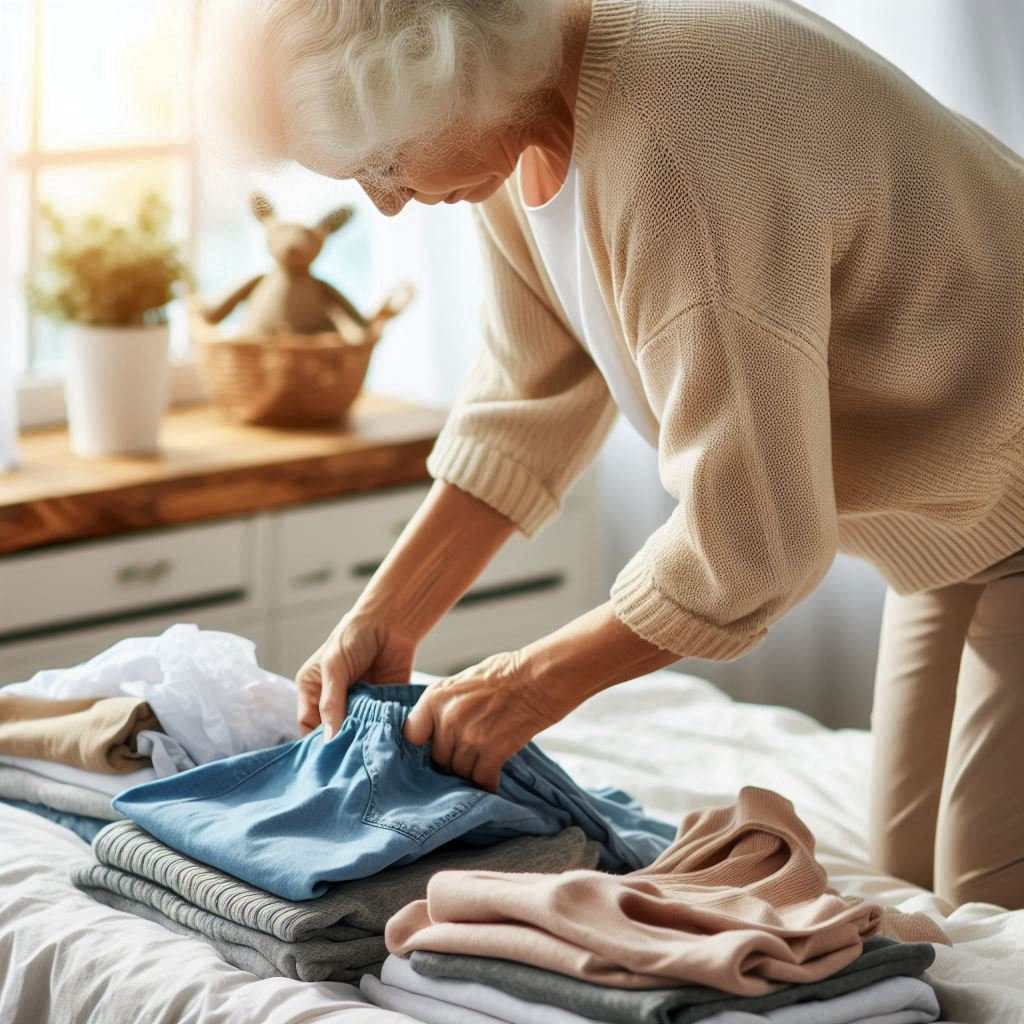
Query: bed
2 669 1022 1024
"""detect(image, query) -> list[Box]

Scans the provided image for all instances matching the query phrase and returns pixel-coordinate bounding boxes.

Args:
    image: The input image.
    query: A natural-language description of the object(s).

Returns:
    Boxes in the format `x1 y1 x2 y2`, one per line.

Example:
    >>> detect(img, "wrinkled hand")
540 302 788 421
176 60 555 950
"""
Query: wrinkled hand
295 608 418 740
403 651 558 792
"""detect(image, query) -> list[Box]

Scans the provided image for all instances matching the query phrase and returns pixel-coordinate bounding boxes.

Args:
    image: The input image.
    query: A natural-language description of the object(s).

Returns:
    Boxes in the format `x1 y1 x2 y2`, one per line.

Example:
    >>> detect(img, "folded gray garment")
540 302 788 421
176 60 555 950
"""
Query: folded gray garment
91 820 600 941
74 864 385 982
409 937 938 1024
73 825 599 982
0 764 122 821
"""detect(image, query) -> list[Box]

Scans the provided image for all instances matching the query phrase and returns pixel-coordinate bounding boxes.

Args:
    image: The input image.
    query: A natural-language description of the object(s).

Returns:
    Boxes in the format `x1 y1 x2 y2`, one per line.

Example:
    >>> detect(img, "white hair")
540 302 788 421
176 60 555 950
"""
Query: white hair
199 0 565 181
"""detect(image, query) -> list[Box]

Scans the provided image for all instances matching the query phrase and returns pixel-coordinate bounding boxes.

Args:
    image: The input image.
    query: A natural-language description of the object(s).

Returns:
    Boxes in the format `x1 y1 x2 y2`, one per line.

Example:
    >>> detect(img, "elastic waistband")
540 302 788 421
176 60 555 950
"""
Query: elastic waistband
346 683 427 730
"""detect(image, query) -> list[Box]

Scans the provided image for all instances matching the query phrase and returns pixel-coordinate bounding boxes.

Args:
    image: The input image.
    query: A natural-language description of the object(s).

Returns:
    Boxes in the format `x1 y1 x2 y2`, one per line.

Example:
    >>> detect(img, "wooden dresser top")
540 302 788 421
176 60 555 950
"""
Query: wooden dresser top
0 394 447 557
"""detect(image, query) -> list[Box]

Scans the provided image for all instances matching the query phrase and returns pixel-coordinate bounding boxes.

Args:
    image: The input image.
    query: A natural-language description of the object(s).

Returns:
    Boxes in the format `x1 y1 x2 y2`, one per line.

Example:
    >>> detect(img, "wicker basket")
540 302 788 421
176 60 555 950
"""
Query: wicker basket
192 313 379 427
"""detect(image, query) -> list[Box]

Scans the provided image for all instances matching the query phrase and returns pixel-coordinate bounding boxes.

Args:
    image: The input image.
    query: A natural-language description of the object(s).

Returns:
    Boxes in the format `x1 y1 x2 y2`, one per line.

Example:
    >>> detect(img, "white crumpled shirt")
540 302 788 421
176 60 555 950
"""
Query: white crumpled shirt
5 624 300 776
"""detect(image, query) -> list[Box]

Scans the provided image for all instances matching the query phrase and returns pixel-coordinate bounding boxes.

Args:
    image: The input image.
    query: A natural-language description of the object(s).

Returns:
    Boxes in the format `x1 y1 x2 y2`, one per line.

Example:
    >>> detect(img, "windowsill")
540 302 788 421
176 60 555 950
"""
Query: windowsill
16 358 207 431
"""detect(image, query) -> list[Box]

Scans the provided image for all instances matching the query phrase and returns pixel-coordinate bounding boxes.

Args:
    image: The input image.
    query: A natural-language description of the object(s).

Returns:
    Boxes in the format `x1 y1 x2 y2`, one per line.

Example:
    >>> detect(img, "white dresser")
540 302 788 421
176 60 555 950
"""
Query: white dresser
0 478 602 686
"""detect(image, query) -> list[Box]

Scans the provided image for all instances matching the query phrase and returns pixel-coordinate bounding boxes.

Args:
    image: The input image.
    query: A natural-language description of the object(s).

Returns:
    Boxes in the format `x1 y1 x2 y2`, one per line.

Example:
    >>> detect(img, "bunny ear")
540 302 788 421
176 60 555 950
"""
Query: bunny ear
317 205 354 235
250 192 276 222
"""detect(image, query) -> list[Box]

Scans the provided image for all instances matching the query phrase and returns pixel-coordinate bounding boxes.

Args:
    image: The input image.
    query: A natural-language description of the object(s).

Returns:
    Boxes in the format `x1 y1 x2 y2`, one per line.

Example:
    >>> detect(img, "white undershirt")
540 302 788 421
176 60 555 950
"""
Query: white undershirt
519 160 660 447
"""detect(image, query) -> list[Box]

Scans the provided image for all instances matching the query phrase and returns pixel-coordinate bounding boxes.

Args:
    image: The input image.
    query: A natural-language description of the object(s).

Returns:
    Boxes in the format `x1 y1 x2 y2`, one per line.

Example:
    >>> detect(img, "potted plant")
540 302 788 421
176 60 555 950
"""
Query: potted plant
28 192 190 456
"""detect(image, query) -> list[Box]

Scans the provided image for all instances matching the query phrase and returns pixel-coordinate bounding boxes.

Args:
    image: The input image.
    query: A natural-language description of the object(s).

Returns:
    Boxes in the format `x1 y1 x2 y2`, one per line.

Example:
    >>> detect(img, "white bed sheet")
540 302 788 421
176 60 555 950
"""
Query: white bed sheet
1 670 1022 1024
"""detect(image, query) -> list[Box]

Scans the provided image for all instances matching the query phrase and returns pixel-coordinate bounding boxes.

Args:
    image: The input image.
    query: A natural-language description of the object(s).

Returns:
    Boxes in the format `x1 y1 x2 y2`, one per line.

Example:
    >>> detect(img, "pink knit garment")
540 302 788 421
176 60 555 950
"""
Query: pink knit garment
387 787 949 996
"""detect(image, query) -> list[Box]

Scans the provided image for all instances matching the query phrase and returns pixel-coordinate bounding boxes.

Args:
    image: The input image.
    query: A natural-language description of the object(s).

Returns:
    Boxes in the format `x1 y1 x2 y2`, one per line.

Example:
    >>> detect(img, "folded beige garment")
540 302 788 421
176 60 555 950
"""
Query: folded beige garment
386 786 950 997
0 694 158 774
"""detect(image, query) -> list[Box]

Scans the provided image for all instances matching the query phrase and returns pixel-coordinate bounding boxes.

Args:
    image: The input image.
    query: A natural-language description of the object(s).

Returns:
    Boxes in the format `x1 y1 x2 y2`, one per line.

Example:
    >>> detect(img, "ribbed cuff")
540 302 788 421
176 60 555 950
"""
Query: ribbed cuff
610 560 765 661
426 431 559 538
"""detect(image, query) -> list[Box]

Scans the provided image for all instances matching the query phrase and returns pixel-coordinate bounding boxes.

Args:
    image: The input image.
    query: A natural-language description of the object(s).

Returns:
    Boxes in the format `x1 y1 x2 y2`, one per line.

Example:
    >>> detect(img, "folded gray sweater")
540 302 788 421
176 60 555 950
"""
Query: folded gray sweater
409 937 937 1024
72 822 599 982
75 865 385 982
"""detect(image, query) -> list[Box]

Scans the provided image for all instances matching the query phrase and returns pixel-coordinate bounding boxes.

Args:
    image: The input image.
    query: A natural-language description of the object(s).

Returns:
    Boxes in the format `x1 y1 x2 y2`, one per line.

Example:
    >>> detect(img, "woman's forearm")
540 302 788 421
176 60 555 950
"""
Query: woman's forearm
519 602 679 717
357 479 517 640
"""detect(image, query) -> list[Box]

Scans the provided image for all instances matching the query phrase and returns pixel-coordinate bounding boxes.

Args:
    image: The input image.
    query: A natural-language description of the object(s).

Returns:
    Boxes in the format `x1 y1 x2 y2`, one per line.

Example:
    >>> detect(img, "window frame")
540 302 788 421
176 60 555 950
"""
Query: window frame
12 0 205 429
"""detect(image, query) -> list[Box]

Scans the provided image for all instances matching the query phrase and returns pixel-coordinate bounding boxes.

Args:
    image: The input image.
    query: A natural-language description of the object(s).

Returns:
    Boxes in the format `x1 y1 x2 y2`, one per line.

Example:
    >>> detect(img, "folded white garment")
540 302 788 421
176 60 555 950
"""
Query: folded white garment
2 625 300 769
134 730 195 777
380 956 604 1024
360 974 503 1024
377 956 940 1024
0 764 123 820
0 755 155 797
700 975 940 1024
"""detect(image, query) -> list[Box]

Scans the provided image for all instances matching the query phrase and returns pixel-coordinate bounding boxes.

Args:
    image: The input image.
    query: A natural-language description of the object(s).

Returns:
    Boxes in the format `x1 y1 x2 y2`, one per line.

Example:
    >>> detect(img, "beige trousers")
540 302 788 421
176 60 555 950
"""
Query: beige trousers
870 548 1024 909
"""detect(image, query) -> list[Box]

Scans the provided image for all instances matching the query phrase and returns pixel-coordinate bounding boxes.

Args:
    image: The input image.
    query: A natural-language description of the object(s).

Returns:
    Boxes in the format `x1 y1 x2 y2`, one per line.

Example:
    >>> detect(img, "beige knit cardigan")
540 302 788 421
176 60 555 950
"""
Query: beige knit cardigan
427 0 1024 661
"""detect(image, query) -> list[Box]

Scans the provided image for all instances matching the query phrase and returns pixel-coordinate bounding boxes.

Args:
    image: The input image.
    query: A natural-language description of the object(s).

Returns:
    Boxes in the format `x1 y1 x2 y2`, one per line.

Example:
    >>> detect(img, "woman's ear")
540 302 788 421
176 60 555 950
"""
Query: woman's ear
317 205 354 236
251 192 276 222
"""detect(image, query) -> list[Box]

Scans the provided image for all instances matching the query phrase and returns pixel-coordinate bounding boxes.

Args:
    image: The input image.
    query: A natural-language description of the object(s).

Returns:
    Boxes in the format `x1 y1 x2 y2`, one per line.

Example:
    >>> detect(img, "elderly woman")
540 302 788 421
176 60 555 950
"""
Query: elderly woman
205 0 1024 909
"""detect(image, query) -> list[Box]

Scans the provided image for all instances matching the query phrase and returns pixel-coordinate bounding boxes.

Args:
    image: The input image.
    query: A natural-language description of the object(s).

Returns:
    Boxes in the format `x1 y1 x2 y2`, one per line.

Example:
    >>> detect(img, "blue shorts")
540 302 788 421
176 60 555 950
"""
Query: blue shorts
113 684 674 900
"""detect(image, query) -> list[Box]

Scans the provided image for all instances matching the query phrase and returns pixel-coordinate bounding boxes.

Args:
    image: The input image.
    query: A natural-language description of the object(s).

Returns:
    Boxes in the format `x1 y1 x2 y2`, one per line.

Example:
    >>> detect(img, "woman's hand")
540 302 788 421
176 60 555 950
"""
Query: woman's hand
295 609 418 740
403 651 559 792
293 480 518 739
404 603 681 790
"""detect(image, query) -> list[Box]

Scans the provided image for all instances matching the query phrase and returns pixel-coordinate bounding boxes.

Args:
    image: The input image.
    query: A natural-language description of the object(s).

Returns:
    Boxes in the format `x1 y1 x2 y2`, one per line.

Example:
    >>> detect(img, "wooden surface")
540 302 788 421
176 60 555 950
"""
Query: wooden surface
0 394 448 557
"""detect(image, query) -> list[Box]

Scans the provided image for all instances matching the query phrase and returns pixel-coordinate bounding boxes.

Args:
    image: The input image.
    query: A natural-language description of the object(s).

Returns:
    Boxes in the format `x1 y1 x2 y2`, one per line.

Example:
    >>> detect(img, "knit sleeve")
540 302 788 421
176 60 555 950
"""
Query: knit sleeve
426 208 617 537
611 302 838 660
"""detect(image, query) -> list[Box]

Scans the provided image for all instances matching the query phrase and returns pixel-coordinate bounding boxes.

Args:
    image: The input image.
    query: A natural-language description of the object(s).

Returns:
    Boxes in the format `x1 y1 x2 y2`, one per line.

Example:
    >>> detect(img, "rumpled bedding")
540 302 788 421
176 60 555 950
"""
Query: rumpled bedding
2 670 1023 1022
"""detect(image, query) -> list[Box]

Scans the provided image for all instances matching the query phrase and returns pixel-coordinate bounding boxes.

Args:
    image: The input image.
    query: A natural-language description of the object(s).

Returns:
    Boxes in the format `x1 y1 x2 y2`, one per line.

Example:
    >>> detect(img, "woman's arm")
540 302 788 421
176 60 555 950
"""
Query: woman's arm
295 479 515 739
299 191 618 737
403 602 678 790
360 479 516 639
404 303 840 790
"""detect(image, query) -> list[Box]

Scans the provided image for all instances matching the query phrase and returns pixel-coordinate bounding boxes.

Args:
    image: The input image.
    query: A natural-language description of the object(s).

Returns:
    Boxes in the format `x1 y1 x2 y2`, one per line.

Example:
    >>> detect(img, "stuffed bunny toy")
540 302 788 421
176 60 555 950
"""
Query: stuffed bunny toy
200 194 410 342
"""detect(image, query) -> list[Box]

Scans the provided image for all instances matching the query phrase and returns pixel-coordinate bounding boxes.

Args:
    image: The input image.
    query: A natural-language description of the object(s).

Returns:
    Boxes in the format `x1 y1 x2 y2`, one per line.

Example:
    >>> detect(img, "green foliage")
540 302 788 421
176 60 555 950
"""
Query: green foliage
27 192 191 327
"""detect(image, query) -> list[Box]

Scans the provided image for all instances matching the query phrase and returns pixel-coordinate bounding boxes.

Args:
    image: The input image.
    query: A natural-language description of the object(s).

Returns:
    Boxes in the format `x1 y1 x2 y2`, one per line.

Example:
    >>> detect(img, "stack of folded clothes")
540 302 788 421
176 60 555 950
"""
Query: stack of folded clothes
73 822 599 981
0 625 303 841
0 693 157 841
71 683 676 981
366 788 949 1024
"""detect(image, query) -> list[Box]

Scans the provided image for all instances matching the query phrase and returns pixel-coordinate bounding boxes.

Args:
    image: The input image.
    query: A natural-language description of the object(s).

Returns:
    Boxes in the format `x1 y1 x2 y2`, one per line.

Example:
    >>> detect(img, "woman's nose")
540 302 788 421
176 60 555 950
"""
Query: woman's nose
358 179 411 217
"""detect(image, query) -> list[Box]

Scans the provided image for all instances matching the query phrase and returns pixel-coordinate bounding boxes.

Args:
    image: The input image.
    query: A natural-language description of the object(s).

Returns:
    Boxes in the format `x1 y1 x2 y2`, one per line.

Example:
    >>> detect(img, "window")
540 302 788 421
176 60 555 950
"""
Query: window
3 0 372 409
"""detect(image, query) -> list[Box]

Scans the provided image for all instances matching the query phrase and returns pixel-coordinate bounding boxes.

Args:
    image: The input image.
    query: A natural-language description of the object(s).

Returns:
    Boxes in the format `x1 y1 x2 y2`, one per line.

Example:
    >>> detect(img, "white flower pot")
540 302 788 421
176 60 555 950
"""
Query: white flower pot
64 323 170 456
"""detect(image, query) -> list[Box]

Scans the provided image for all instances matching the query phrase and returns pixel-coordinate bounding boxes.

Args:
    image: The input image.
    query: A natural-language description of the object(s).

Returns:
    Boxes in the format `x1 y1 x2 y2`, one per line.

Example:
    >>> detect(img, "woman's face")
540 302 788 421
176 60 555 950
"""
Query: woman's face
351 127 528 216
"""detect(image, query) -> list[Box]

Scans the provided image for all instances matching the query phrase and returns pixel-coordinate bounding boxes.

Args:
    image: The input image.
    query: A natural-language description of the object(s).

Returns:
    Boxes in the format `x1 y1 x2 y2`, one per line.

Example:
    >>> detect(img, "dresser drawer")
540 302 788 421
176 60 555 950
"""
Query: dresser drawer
416 585 584 678
0 520 252 639
274 486 430 606
274 481 597 610
0 607 266 687
272 580 586 683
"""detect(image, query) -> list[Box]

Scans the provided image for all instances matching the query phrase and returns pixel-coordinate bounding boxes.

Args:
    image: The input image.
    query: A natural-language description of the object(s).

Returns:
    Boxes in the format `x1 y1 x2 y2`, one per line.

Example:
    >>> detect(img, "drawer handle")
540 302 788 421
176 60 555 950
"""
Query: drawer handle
116 559 172 584
454 573 565 609
292 566 336 588
351 560 381 579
